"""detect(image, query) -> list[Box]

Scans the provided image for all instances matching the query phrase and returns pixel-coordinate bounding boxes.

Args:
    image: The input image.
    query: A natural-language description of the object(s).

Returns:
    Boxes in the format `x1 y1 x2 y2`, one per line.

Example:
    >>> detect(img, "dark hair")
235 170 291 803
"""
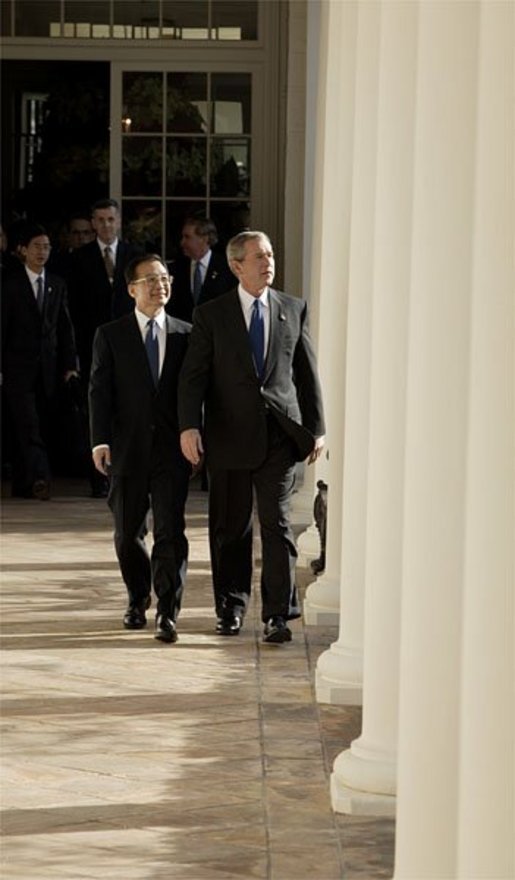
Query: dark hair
125 253 167 284
183 215 218 247
68 213 92 228
18 224 48 247
91 198 119 215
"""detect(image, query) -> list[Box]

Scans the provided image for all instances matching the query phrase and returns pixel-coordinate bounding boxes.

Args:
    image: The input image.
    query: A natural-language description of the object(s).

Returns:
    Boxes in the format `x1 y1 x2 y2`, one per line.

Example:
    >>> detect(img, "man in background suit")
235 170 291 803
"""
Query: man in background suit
1 224 78 499
69 198 140 379
69 198 140 496
166 216 236 323
178 231 325 644
48 213 95 283
89 255 191 643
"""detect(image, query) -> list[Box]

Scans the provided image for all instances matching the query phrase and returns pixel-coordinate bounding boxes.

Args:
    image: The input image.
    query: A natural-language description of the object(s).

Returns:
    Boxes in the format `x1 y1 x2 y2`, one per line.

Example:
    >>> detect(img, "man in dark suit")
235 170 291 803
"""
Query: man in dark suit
166 216 236 323
69 198 141 496
89 254 192 643
48 212 95 283
69 198 141 379
1 224 78 499
178 231 325 644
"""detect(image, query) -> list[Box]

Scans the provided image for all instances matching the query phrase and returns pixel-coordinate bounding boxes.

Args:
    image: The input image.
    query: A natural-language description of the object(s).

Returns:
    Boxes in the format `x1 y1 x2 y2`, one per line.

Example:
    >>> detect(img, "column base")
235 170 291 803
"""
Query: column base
315 642 363 704
331 740 396 815
296 523 321 566
331 776 396 817
303 575 340 625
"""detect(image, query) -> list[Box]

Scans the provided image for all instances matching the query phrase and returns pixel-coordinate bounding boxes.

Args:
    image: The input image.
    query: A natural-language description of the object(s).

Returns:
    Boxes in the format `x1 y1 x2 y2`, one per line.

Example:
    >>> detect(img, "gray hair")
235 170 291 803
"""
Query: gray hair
226 230 272 263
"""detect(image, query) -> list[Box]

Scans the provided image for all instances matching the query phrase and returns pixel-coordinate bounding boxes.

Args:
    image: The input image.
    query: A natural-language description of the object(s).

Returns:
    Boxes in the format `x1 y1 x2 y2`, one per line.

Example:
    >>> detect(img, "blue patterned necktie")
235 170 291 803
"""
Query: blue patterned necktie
145 319 159 386
36 275 44 313
248 298 265 382
192 260 202 303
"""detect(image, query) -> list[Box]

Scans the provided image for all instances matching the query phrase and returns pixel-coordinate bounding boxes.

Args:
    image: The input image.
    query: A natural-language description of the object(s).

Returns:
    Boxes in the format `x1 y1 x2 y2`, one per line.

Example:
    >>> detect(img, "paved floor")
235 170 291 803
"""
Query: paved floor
0 479 394 879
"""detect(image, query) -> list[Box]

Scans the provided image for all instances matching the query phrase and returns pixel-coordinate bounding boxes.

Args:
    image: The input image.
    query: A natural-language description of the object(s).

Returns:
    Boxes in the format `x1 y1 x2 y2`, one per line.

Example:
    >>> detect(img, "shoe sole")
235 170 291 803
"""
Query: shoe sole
123 619 147 630
263 628 292 644
154 631 178 643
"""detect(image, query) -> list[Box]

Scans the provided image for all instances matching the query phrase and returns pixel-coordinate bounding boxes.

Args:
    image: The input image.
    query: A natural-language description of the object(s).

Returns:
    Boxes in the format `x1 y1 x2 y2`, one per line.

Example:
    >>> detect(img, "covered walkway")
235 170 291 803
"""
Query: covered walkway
0 481 394 879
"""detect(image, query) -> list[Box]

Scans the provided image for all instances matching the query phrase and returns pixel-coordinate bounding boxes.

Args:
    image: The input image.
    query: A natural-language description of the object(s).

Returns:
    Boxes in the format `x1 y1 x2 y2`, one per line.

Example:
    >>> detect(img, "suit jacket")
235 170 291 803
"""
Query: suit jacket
166 251 236 323
89 312 191 476
1 265 77 398
68 238 141 378
178 287 325 468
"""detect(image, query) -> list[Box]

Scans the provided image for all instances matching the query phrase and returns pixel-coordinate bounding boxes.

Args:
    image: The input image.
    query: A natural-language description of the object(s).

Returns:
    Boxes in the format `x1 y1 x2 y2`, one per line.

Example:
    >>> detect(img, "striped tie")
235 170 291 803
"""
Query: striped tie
36 275 44 313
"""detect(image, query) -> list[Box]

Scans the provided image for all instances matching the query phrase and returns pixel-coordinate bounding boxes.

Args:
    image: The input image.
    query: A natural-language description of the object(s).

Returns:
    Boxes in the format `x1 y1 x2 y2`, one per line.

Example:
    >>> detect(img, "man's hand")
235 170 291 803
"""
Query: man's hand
180 429 204 466
64 370 79 382
307 435 325 465
92 445 111 475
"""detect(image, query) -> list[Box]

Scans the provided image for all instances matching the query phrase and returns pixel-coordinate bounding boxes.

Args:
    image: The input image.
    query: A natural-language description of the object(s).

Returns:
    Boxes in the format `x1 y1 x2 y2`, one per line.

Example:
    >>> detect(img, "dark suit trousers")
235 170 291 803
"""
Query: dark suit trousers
4 380 52 494
208 415 302 623
108 464 189 620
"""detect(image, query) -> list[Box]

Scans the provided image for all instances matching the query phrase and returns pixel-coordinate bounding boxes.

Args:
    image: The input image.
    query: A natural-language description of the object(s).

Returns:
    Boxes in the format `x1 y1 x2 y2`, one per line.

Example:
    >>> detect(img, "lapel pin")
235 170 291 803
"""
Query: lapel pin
279 312 286 321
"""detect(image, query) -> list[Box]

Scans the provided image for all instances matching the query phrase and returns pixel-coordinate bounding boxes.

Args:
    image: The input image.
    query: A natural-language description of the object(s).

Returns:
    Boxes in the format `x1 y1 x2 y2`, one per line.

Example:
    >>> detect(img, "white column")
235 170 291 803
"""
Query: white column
303 0 357 625
331 0 417 815
456 4 514 877
315 0 379 702
393 2 486 876
295 0 326 564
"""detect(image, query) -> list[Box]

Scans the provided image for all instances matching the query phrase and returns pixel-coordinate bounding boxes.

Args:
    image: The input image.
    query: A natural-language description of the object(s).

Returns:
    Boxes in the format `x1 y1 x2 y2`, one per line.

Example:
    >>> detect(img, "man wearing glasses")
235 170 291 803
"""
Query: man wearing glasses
89 255 192 643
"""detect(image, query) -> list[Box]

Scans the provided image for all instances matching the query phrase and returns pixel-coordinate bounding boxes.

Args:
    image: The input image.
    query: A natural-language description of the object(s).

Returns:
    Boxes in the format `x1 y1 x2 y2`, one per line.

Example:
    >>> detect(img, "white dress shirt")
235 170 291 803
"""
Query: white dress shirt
26 266 45 301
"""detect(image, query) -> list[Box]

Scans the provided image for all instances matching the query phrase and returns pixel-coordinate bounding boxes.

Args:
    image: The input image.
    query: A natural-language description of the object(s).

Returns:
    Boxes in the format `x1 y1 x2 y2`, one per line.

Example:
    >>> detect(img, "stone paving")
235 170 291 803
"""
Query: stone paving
0 480 394 879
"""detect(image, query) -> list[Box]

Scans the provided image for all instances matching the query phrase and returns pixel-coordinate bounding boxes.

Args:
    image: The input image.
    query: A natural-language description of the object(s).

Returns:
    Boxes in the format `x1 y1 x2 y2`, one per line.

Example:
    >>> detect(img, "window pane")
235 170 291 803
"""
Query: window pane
167 73 208 133
1 0 12 36
15 0 60 36
211 73 251 134
113 1 159 39
123 73 163 133
63 1 110 37
211 139 250 197
210 201 251 247
165 202 207 260
212 1 258 41
123 201 163 254
162 0 208 39
166 138 206 196
123 137 163 197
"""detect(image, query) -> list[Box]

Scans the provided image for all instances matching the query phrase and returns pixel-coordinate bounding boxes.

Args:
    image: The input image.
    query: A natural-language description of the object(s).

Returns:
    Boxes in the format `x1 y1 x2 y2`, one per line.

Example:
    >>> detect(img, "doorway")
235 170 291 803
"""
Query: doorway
1 60 110 238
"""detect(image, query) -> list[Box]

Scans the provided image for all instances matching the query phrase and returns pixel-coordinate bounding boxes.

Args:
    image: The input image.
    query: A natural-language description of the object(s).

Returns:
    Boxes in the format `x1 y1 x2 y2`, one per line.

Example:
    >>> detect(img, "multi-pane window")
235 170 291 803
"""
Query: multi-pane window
121 71 251 258
1 0 258 40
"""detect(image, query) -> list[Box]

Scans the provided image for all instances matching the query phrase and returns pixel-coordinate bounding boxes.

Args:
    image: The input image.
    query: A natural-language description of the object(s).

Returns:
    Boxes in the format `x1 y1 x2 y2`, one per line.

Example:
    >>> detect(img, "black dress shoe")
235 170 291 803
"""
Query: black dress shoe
263 616 292 644
32 479 50 500
154 615 178 643
91 476 109 498
123 596 151 629
216 614 242 636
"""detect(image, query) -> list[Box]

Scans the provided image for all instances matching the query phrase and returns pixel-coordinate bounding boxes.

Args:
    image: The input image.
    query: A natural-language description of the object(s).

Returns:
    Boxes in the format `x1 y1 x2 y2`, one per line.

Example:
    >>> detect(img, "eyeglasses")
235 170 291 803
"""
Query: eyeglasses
132 273 172 288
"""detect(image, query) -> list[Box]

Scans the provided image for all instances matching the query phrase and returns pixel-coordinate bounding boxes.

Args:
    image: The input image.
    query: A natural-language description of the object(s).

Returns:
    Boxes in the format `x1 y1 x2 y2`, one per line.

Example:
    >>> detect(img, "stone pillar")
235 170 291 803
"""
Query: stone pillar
392 2 514 876
314 0 379 702
331 0 417 814
302 0 357 626
455 3 514 877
